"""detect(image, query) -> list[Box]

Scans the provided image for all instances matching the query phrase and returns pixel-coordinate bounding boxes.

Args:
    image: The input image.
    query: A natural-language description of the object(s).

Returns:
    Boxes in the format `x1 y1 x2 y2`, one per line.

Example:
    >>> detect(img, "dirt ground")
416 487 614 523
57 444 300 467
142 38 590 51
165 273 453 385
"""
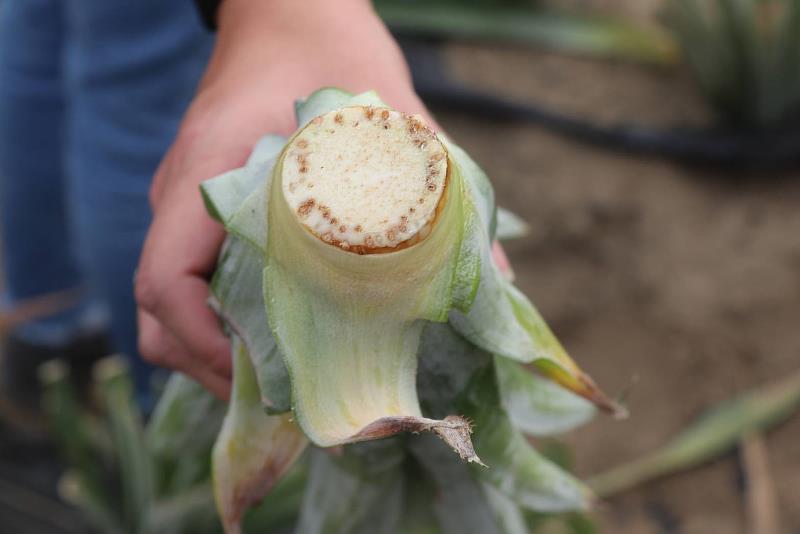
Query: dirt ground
441 39 800 534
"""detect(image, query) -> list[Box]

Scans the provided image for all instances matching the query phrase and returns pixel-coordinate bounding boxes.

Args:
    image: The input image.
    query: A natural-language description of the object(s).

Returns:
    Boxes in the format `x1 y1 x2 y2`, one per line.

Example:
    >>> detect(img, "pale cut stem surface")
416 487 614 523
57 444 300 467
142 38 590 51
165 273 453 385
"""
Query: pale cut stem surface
281 106 448 253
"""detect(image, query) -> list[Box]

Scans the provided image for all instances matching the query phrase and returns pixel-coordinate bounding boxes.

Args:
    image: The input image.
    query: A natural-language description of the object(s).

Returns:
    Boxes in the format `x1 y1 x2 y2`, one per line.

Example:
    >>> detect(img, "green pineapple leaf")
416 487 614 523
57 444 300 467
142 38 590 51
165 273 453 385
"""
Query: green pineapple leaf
212 337 307 534
297 441 406 534
494 356 595 437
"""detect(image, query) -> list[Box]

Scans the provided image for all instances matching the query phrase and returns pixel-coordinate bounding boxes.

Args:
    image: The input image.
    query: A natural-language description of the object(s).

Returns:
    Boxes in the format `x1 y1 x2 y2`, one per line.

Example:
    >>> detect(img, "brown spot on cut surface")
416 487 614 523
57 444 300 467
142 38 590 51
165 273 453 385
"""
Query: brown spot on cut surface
387 228 397 242
380 109 390 121
330 218 338 225
364 235 375 247
426 182 437 192
297 198 315 218
409 207 415 213
354 225 362 233
365 107 375 120
334 113 343 124
383 123 390 130
339 242 350 250
431 152 445 162
339 225 347 233
319 205 331 220
418 198 425 204
322 232 333 243
299 166 308 173
296 139 308 149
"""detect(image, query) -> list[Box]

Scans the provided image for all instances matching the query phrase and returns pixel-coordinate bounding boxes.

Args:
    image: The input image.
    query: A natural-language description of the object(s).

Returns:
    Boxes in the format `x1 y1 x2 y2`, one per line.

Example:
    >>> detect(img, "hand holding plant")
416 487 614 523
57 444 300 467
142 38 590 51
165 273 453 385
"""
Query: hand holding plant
135 0 431 399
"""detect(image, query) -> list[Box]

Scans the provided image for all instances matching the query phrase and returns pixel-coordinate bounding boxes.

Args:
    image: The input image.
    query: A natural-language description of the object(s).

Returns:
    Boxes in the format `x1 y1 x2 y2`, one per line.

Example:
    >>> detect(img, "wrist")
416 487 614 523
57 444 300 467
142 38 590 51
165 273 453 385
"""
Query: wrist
188 0 426 141
203 0 384 90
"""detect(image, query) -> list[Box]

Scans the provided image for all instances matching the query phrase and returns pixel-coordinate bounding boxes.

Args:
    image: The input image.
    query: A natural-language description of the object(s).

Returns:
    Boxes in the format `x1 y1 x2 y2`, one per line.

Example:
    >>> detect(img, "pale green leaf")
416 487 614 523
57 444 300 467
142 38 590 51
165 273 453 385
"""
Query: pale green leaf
200 135 285 225
225 173 270 253
494 357 595 437
146 372 227 493
409 434 502 534
495 207 530 241
441 138 496 238
210 236 291 412
418 325 591 513
212 337 307 534
467 366 593 513
444 143 619 414
481 483 530 534
297 442 405 534
247 134 288 167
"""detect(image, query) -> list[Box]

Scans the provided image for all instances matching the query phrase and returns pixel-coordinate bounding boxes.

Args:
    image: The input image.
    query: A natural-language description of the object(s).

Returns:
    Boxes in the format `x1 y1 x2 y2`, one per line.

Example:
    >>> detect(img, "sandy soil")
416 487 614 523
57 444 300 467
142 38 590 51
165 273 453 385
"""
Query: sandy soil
439 39 800 534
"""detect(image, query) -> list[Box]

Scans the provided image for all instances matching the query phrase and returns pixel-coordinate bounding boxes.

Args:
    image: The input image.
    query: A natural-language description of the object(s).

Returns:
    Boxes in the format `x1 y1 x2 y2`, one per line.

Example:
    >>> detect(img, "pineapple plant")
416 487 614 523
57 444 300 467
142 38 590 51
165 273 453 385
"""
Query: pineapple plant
666 0 800 128
45 87 622 533
200 87 621 533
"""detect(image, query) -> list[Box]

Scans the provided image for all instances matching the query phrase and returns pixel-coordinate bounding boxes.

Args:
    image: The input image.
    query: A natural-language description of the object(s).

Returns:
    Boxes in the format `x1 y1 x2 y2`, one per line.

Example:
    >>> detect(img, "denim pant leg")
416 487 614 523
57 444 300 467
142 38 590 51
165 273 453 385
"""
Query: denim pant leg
64 1 213 394
0 0 107 346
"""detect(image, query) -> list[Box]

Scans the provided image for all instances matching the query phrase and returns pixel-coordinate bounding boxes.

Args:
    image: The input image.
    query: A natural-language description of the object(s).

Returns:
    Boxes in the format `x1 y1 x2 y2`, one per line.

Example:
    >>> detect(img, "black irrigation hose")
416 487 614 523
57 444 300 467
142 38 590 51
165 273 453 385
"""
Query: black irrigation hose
401 40 800 169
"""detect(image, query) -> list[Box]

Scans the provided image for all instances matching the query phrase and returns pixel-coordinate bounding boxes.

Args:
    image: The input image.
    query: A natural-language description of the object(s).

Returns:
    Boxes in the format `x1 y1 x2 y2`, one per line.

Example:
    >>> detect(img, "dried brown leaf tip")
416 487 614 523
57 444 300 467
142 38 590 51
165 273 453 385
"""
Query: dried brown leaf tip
432 416 486 466
352 415 485 466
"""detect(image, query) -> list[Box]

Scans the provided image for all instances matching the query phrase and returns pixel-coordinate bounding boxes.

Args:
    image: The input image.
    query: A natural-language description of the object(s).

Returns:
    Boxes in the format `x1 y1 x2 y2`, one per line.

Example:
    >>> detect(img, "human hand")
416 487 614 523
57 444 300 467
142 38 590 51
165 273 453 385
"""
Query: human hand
134 0 435 399
135 0 511 400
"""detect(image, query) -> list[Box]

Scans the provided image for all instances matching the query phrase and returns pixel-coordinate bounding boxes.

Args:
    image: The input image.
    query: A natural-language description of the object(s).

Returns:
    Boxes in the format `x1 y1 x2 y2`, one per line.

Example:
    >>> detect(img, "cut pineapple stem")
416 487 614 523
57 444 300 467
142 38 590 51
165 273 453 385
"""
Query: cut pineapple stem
281 106 448 254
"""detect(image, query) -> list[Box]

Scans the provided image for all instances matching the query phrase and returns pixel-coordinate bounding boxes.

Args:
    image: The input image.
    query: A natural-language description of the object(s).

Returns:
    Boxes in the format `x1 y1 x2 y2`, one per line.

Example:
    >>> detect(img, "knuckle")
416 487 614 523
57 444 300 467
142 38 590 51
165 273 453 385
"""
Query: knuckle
199 342 231 377
198 346 220 367
134 270 162 313
209 356 230 377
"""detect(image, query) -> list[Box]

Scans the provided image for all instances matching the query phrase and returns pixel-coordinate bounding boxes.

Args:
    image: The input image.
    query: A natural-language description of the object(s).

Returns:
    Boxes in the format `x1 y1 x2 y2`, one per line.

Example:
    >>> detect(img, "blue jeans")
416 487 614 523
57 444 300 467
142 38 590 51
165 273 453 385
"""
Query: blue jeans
0 0 213 394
